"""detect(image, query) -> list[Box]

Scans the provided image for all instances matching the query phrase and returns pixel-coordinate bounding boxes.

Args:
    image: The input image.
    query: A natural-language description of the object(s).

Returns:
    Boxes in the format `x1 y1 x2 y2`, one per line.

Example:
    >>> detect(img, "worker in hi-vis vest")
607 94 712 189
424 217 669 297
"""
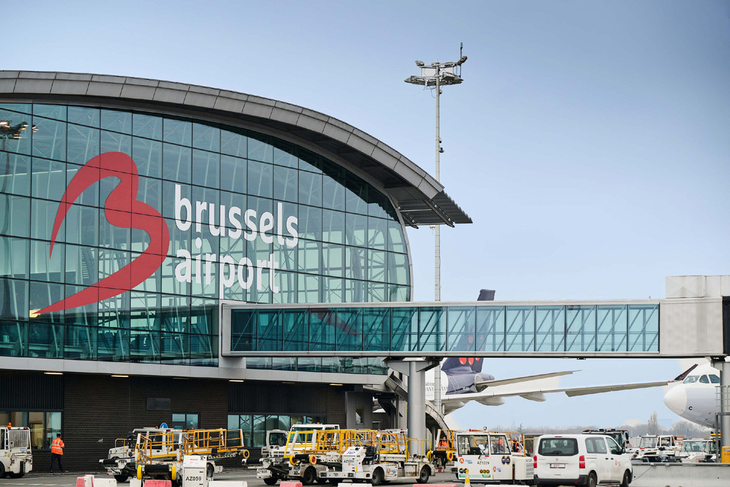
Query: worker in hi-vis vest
50 433 65 473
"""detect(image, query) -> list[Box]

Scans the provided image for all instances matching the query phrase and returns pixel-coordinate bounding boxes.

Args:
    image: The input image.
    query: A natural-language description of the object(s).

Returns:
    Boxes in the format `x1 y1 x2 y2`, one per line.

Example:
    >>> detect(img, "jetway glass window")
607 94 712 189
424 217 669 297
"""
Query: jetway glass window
230 303 660 354
596 305 627 352
447 307 475 352
535 306 564 352
476 307 505 352
506 306 535 352
566 306 595 352
628 305 658 352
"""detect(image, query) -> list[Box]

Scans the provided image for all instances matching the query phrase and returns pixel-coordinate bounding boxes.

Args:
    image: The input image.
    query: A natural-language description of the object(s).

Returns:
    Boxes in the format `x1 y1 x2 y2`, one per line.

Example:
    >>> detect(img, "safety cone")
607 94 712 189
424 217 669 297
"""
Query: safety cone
465 476 470 486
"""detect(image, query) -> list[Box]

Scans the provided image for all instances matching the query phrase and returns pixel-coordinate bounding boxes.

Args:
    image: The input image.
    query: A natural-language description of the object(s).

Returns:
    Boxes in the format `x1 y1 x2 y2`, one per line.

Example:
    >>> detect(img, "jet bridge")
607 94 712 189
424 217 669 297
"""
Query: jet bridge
221 275 730 448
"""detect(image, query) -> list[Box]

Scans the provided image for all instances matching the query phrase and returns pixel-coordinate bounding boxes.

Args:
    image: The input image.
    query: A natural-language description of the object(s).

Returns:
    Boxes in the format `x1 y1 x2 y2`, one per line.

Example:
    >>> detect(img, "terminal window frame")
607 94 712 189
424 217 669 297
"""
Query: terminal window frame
0 410 61 450
227 413 321 448
171 413 199 430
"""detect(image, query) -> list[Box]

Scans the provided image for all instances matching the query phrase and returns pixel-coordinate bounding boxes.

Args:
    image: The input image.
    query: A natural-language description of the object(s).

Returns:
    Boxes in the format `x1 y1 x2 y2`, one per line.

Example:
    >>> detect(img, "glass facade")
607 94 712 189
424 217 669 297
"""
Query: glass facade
0 103 410 368
230 303 660 354
0 410 62 450
227 413 321 448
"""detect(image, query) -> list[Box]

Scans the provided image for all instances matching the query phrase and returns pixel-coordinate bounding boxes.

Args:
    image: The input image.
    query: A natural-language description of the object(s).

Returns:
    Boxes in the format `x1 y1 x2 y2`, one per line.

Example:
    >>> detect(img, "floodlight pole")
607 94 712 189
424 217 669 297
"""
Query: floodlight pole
405 52 467 422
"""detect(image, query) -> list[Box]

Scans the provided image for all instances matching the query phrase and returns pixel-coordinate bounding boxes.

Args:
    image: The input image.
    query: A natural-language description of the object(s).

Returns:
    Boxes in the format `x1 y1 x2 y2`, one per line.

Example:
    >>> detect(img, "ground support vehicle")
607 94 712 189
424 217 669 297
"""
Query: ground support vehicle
454 430 533 484
584 429 631 450
534 433 632 487
257 424 341 485
135 428 248 483
679 438 718 463
432 429 458 470
100 427 175 482
324 429 432 486
632 435 682 462
0 426 32 478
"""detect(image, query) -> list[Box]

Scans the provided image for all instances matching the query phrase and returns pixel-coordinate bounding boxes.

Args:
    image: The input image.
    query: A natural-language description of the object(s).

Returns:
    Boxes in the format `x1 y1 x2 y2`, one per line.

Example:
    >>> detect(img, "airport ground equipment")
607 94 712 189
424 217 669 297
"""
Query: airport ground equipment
101 427 177 482
534 433 632 487
583 428 631 450
679 437 718 463
432 429 458 469
256 423 341 485
324 429 432 486
632 435 682 462
454 430 533 484
135 428 248 483
0 426 32 478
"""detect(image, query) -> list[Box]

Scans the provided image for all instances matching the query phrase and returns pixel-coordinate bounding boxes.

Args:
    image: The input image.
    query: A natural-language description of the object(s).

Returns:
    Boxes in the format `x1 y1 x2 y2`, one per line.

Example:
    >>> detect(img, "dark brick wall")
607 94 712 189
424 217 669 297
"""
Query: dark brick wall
63 374 229 472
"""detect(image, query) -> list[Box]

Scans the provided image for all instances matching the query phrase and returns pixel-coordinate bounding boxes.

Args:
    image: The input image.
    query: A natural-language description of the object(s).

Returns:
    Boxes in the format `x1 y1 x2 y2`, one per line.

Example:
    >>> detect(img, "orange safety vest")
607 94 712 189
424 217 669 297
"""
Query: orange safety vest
51 437 64 455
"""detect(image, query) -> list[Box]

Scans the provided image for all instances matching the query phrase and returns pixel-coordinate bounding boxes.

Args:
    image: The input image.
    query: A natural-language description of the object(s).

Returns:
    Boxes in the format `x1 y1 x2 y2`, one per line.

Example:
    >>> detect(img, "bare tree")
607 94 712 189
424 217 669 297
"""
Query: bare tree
647 412 659 435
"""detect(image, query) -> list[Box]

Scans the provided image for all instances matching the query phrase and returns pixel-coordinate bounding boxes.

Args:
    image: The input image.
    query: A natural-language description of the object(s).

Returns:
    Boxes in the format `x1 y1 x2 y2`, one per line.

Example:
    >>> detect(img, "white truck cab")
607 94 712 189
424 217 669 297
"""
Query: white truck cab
679 438 717 463
0 426 33 479
454 430 533 484
257 424 340 485
632 435 682 462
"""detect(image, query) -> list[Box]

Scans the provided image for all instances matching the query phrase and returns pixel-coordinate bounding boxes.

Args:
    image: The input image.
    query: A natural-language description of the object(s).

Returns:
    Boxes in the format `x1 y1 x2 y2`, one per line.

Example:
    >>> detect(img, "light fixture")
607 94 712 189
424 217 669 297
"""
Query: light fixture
111 374 129 378
229 379 244 383
329 383 343 387
282 381 295 385
44 371 63 375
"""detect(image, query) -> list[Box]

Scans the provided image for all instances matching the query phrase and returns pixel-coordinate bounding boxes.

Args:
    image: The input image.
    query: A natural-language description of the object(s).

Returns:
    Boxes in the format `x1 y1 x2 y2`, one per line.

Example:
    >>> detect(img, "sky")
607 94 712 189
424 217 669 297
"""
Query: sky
3 0 730 429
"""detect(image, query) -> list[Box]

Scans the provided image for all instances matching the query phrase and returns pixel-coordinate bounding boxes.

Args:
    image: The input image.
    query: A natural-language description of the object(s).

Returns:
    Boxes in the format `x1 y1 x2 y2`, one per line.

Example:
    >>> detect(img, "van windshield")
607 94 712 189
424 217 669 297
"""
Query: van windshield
538 438 578 456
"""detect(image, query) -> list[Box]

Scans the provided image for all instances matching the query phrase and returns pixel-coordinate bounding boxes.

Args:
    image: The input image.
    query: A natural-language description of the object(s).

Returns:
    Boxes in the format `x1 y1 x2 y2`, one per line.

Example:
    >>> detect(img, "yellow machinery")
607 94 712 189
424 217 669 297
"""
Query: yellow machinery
432 429 458 468
325 429 433 485
135 428 249 482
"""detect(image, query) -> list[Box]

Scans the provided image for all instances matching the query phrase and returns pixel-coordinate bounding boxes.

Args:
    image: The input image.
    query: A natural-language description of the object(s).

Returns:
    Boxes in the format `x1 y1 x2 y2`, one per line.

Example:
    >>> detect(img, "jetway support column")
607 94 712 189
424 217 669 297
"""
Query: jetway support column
385 358 439 441
712 358 730 451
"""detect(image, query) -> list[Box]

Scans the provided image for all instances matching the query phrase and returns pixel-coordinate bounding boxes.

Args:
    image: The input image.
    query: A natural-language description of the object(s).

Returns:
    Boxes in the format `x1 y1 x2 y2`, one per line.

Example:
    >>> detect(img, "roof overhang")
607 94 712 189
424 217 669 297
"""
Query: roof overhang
0 70 471 228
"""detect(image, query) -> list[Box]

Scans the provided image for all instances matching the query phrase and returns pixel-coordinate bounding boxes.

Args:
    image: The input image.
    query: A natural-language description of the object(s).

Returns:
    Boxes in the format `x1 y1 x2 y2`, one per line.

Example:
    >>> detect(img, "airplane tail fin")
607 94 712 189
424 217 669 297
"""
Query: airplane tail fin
672 363 698 382
442 357 484 375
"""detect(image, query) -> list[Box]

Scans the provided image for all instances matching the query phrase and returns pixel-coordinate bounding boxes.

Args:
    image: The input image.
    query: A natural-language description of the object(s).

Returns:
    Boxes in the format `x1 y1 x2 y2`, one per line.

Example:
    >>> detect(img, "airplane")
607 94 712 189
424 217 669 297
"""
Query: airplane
425 356 670 415
663 362 723 428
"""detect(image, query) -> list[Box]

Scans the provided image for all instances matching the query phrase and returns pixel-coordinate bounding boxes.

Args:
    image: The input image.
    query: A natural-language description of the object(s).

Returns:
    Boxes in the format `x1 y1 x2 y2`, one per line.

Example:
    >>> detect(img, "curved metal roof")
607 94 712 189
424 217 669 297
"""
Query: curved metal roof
0 71 471 227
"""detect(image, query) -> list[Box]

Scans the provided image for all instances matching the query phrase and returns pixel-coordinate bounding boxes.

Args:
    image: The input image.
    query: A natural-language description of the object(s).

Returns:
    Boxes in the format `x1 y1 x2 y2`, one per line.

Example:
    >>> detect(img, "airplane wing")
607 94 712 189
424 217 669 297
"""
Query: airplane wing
441 373 669 414
548 381 670 397
474 370 580 391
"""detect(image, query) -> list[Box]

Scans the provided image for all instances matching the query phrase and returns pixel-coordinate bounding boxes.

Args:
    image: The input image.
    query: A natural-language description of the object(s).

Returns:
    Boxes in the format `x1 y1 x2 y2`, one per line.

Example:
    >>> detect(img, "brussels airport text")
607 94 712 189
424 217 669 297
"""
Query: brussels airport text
174 184 298 294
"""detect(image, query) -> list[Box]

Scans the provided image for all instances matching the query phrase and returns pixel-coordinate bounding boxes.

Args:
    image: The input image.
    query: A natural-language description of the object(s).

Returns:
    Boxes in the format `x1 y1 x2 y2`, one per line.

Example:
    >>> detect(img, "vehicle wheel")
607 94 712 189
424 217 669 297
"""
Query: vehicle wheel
264 476 279 485
207 463 215 479
620 470 631 487
371 468 384 486
302 467 317 485
7 472 24 479
114 475 130 483
0 462 5 478
416 466 430 484
587 472 597 487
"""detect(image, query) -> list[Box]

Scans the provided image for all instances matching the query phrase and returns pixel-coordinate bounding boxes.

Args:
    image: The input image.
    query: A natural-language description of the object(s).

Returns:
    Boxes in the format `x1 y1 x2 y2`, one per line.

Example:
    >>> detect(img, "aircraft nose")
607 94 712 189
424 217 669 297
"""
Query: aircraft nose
663 385 687 415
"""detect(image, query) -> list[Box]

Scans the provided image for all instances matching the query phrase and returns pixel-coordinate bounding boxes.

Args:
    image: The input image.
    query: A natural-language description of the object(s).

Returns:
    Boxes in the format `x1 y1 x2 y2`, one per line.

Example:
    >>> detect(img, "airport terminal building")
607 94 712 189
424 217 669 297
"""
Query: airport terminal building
0 71 471 470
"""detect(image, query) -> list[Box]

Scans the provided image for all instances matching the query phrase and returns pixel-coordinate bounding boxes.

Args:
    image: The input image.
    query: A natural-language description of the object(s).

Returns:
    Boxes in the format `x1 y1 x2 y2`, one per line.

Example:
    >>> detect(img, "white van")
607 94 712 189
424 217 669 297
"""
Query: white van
534 434 632 487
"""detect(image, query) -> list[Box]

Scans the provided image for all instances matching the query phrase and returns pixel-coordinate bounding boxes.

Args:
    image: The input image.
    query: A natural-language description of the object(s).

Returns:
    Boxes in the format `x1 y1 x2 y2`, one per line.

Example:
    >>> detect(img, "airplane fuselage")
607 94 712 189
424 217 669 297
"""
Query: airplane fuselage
663 364 721 428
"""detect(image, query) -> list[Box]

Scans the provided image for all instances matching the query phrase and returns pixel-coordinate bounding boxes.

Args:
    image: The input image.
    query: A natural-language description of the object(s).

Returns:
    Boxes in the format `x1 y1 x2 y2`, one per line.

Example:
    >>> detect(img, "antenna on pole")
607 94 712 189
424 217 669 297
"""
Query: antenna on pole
459 42 464 76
